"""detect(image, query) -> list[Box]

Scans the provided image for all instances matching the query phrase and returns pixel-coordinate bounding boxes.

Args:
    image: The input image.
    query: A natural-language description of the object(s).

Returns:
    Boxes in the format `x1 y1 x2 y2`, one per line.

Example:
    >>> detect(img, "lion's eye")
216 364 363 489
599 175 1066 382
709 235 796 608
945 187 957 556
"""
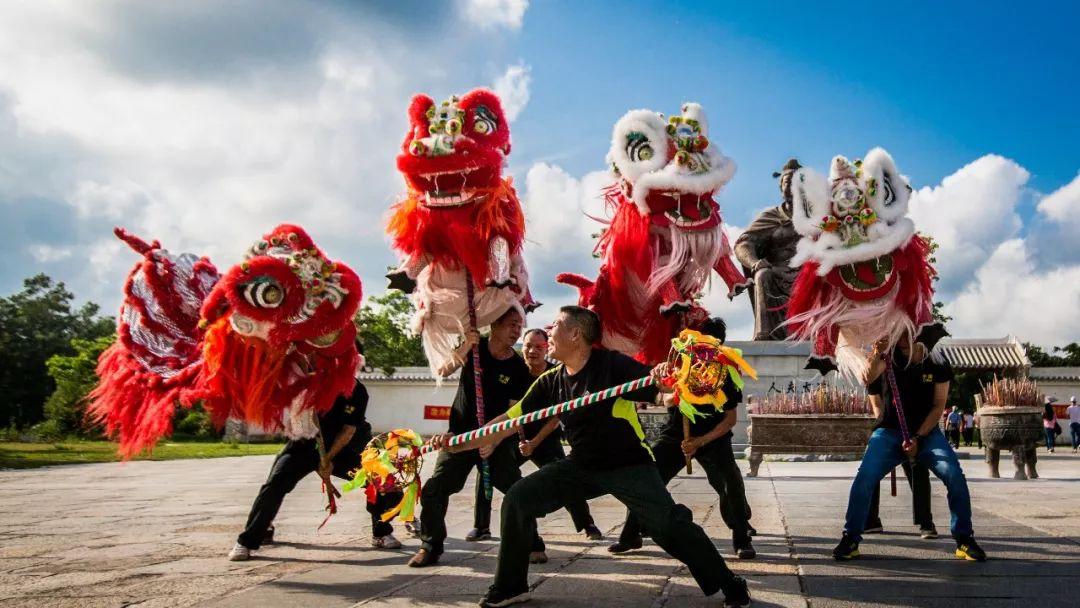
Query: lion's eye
239 277 284 308
626 132 653 162
473 106 498 135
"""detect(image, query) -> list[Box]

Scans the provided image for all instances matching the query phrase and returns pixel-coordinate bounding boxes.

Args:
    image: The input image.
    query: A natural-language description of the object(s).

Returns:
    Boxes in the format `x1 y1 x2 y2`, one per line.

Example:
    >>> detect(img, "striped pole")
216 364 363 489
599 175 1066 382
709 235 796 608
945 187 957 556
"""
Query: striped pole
464 270 492 500
421 375 656 455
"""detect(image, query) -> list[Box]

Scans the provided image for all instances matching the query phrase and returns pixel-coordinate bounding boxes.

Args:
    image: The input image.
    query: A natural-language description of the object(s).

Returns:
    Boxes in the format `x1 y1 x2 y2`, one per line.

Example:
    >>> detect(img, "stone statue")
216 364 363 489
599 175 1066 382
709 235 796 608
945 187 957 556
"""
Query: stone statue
734 159 802 341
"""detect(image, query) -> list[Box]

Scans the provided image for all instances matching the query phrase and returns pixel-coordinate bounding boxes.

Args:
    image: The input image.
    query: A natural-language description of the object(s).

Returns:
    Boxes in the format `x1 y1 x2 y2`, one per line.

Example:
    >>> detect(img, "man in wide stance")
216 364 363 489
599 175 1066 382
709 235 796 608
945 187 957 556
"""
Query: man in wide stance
832 337 987 562
433 306 750 607
467 327 603 542
608 317 756 560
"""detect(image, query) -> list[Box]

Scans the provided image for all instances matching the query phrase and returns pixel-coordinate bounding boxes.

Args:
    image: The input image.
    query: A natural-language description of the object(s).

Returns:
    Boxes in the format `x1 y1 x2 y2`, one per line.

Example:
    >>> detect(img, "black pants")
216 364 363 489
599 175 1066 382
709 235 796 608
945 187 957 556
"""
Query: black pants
866 460 934 528
618 434 751 546
962 428 974 446
419 439 543 554
237 439 402 550
495 458 739 596
473 439 595 532
948 427 961 448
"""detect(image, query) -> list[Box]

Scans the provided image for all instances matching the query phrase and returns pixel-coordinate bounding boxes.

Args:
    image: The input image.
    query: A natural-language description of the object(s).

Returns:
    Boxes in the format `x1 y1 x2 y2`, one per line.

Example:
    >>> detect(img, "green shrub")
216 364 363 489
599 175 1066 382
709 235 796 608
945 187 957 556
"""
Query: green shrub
175 410 215 439
28 419 66 441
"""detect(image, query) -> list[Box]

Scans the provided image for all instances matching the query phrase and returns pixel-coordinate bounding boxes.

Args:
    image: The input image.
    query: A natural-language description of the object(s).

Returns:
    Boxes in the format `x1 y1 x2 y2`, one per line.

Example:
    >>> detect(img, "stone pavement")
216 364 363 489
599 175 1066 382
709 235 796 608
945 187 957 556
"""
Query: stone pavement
1 447 1078 607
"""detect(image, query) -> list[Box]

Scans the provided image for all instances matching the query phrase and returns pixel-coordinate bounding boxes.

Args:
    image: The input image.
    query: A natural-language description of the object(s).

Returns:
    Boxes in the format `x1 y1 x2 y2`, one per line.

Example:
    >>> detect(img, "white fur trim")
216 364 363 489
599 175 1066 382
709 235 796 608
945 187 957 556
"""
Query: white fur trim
808 218 916 275
607 110 668 186
861 147 910 223
790 167 829 237
607 105 735 216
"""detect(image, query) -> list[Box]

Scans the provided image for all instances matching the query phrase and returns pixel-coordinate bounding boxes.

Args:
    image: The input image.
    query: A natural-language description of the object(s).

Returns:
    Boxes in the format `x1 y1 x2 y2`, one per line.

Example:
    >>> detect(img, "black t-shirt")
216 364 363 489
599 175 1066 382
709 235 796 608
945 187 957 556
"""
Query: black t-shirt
512 348 659 470
449 337 534 434
319 381 371 450
662 380 742 441
521 360 558 444
867 349 954 432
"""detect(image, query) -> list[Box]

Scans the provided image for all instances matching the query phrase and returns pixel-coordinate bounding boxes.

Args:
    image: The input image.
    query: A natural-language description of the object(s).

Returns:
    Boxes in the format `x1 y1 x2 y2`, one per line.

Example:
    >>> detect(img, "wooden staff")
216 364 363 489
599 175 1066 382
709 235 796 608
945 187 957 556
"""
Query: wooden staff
683 417 693 474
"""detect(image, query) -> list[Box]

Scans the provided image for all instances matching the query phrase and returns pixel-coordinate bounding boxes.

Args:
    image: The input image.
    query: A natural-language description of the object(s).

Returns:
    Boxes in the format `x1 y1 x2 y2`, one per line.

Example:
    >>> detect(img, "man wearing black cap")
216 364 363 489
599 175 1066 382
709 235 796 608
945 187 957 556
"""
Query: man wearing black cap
734 158 803 340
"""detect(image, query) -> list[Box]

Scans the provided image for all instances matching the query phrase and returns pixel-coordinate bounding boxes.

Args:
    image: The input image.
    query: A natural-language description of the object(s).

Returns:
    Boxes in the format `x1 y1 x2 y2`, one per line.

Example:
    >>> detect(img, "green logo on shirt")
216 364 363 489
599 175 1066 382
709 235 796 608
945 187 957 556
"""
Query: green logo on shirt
499 374 510 384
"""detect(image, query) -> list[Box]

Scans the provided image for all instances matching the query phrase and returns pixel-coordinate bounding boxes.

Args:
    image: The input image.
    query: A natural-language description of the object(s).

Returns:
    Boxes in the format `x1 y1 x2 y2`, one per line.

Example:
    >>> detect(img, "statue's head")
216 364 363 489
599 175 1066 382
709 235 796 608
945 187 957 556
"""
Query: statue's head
773 158 801 210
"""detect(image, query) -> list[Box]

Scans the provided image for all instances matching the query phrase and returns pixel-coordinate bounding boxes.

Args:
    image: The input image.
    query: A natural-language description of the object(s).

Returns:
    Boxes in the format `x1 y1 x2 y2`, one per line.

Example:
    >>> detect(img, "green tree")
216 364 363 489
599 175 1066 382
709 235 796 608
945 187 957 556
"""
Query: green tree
1024 342 1080 367
43 335 116 436
1052 343 1080 365
355 291 427 375
0 274 114 427
919 233 953 325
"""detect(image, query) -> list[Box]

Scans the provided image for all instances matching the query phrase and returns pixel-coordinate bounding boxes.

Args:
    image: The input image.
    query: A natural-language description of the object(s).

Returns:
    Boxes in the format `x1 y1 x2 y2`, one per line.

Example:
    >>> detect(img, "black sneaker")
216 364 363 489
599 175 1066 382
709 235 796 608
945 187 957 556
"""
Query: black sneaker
954 536 987 562
608 536 642 554
920 525 939 539
261 525 275 545
584 524 604 540
722 576 751 607
465 528 492 542
479 585 531 607
863 519 884 534
734 536 756 560
832 533 860 561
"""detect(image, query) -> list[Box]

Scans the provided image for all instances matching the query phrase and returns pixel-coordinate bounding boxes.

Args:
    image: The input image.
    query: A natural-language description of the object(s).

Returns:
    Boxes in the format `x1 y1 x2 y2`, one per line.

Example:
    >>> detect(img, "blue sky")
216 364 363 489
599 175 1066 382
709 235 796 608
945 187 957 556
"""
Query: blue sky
509 1 1078 219
1 1 1077 344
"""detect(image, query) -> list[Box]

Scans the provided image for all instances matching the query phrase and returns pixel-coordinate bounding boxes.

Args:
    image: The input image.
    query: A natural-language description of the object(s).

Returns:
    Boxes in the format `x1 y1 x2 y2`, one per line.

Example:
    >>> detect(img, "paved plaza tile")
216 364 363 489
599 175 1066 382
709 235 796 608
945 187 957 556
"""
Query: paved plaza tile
1 447 1078 607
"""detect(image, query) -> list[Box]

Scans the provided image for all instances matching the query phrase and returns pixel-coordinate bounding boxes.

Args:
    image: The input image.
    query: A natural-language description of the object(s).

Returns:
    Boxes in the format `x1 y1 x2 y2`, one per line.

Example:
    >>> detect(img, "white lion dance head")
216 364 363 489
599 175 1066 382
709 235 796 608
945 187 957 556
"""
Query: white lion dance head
784 148 946 378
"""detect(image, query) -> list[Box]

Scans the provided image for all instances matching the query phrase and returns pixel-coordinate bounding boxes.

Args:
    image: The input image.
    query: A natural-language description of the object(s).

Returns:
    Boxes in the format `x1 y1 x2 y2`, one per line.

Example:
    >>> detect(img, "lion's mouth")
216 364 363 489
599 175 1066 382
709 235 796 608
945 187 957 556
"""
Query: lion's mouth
409 165 498 208
646 190 720 230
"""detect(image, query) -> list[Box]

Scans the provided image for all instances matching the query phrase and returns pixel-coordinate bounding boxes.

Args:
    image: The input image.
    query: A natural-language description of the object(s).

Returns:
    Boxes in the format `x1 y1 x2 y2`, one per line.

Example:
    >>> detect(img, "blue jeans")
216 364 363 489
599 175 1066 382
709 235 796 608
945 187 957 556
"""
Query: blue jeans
844 427 973 542
1071 422 1080 450
1044 428 1056 450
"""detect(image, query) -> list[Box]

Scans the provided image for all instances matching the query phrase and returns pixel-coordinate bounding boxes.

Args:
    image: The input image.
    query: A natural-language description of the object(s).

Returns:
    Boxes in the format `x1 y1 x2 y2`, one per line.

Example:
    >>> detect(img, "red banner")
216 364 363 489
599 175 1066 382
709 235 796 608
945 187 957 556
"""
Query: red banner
424 405 451 420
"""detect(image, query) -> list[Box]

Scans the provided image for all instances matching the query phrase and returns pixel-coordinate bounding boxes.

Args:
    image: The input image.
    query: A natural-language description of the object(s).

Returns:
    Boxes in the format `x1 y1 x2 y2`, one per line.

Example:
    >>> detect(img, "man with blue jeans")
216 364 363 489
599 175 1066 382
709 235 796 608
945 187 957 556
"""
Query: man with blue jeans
1067 396 1080 453
833 337 987 562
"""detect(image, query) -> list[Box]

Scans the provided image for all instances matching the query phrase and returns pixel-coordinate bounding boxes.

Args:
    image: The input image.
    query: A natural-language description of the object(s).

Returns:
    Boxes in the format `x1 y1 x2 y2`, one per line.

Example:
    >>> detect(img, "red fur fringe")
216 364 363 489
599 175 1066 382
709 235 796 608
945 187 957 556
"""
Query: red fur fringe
88 342 202 459
386 179 525 286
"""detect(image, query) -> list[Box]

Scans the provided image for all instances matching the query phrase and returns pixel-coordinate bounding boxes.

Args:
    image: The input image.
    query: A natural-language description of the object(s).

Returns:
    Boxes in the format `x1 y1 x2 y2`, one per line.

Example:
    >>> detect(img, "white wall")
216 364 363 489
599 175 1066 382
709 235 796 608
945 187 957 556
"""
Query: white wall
365 379 460 437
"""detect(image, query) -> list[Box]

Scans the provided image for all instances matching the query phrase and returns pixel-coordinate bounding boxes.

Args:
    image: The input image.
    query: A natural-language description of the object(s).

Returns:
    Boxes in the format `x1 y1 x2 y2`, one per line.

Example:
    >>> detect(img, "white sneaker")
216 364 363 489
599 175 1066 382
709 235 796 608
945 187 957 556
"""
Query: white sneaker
227 542 252 561
373 534 402 549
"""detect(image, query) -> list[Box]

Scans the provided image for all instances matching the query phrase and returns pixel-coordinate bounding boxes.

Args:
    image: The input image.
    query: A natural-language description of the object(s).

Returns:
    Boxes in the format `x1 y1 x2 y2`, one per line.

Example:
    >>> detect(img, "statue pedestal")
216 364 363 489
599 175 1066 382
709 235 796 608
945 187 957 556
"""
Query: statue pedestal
725 341 859 447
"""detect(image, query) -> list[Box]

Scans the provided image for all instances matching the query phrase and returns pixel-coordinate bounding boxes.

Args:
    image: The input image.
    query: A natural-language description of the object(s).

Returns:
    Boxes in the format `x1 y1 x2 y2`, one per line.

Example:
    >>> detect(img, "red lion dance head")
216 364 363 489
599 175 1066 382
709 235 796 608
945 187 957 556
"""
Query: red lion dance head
197 225 361 434
558 102 747 364
89 224 362 457
386 88 534 371
784 148 946 377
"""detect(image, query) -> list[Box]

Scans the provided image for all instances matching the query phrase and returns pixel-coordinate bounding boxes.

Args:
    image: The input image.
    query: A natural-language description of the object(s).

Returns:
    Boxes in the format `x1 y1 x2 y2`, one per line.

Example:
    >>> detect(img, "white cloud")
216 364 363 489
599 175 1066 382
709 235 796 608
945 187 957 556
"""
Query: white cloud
492 62 531 122
944 239 1080 345
461 0 529 30
0 3 523 312
1037 171 1080 229
28 244 72 263
908 155 1028 293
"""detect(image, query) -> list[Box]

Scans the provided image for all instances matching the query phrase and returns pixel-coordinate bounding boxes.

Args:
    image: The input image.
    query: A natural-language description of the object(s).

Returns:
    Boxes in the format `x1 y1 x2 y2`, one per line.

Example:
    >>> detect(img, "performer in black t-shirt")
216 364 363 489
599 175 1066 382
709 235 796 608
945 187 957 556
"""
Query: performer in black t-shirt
228 341 403 561
434 306 750 608
832 336 987 563
408 308 546 568
609 317 756 559
467 328 604 543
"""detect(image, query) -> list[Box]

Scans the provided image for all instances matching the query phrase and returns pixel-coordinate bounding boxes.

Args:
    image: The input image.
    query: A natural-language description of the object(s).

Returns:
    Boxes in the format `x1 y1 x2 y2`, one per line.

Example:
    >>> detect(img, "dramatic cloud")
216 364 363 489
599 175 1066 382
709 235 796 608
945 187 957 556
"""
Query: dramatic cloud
0 2 525 313
908 155 1028 293
492 63 531 123
1037 171 1080 229
945 239 1080 345
461 0 529 30
910 156 1080 345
